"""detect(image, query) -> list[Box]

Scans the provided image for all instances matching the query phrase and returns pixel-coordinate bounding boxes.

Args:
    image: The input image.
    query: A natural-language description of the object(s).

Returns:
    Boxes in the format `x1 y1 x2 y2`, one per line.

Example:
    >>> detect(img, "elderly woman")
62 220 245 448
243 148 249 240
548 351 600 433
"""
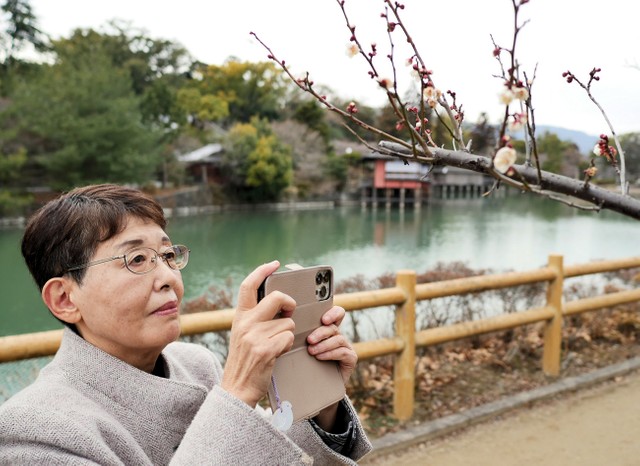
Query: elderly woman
0 184 371 465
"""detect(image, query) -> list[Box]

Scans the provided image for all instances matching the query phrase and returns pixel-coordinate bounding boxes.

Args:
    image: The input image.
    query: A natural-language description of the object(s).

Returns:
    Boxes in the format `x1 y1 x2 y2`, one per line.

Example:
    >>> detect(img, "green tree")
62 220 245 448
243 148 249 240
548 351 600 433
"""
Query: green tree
374 102 409 140
176 87 229 129
326 98 378 142
54 24 195 138
196 59 289 123
0 147 30 214
290 98 331 145
222 117 292 201
467 113 496 155
536 131 572 174
0 0 48 95
5 46 162 189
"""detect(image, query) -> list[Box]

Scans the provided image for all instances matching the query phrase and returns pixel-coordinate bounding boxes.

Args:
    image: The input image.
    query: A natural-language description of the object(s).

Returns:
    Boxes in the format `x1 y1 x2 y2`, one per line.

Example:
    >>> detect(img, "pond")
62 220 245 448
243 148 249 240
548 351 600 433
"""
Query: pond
1 194 638 337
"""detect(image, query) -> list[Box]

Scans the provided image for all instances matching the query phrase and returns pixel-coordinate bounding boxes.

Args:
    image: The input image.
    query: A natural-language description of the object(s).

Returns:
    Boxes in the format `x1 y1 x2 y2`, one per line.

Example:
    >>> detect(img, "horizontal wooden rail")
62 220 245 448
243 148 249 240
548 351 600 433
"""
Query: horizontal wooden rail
564 256 640 278
353 337 405 361
180 309 235 335
415 306 555 347
0 329 62 363
334 287 406 311
564 288 640 316
0 310 238 363
415 267 556 300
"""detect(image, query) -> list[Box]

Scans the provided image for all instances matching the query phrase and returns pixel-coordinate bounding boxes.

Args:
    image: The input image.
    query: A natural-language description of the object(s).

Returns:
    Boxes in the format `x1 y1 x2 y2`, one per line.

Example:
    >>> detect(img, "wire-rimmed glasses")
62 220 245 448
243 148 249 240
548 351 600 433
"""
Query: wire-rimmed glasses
65 245 190 275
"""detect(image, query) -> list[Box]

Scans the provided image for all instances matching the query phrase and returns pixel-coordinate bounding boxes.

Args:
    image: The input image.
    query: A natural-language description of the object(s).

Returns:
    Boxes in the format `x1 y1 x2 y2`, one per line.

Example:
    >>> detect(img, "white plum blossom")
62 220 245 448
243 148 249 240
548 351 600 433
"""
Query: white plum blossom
423 86 441 100
499 88 514 105
499 86 529 105
423 86 442 108
513 86 529 101
346 43 359 58
508 113 528 132
494 147 517 174
593 144 603 156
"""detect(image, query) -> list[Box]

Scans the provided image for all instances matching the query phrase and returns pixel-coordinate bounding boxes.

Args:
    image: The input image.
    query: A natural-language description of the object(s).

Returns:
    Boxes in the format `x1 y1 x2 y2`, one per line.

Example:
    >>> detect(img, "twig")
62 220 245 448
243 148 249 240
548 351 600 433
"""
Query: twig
383 0 466 147
563 68 628 195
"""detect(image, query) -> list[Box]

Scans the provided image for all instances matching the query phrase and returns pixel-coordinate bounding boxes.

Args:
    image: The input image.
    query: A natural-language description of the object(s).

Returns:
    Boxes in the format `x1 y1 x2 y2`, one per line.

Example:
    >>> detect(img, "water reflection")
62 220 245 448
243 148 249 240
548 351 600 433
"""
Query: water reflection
2 195 638 336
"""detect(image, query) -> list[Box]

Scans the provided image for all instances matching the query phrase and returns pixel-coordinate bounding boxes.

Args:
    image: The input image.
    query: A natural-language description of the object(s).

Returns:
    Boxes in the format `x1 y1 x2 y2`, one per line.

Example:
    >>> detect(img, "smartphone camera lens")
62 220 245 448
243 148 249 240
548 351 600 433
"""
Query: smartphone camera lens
318 285 327 299
316 272 323 285
322 271 331 283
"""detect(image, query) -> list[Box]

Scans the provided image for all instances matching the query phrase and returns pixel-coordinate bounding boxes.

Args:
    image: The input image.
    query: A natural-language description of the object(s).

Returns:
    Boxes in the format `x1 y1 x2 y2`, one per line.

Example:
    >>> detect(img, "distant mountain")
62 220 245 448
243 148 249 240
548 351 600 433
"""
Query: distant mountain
534 125 598 154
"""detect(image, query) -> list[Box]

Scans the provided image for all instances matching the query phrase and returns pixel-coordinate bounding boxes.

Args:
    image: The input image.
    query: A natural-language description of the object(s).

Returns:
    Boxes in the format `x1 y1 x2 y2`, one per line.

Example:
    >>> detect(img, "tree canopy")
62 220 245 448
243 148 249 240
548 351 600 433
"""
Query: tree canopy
221 117 293 202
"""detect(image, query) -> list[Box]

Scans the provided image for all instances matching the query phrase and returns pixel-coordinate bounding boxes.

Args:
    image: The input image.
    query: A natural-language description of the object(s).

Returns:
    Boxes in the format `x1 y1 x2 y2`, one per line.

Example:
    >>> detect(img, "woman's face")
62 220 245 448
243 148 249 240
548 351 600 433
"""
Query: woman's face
69 216 184 371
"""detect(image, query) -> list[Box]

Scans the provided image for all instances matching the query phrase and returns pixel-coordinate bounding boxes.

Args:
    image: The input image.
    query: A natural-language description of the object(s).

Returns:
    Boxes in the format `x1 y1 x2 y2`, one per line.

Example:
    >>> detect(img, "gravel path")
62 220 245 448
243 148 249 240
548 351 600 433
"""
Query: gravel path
362 366 640 465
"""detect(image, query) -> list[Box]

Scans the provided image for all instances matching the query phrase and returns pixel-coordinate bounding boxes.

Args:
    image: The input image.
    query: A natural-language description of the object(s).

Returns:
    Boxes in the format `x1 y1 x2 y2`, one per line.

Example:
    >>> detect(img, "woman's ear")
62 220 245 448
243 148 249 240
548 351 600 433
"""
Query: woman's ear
42 277 81 324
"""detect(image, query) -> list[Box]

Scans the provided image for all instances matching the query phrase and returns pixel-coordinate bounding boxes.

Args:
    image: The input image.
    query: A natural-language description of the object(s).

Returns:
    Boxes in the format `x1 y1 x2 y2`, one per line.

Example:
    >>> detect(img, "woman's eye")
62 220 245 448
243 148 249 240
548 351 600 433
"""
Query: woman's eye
164 251 176 261
128 253 148 266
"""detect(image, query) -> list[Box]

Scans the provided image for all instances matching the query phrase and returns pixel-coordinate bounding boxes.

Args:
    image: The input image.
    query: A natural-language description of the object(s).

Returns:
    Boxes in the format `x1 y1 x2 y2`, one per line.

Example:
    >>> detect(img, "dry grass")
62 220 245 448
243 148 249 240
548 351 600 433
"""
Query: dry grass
348 308 640 438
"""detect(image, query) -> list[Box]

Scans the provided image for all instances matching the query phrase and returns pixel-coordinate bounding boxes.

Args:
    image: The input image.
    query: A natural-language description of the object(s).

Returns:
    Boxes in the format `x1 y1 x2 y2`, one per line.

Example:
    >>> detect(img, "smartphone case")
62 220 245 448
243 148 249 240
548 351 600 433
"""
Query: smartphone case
261 265 346 422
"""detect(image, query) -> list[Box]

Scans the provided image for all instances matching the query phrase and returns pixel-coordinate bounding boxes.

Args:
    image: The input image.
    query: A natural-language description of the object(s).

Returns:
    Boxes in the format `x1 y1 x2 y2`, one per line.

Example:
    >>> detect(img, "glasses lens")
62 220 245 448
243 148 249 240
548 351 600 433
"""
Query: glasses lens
125 248 157 274
165 245 189 270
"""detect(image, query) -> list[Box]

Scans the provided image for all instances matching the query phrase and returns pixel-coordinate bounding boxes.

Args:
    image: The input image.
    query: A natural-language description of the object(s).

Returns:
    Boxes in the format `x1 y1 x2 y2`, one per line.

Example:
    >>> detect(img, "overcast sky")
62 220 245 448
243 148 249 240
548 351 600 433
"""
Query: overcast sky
30 0 640 136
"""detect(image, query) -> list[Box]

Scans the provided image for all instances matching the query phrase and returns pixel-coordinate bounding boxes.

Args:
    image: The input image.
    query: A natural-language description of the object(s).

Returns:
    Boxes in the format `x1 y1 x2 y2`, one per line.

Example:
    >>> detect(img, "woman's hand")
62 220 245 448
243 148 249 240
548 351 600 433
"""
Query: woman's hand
306 305 357 384
307 305 357 432
221 260 297 408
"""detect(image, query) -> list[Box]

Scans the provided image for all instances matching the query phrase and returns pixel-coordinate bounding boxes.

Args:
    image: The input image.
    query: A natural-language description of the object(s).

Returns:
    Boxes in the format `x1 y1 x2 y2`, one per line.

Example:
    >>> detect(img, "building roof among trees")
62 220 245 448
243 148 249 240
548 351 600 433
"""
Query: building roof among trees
177 143 223 164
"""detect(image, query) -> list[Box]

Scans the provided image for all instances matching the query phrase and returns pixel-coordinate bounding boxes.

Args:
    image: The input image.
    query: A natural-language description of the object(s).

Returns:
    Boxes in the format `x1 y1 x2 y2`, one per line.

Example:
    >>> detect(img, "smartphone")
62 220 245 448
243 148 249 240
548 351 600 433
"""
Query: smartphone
258 265 346 422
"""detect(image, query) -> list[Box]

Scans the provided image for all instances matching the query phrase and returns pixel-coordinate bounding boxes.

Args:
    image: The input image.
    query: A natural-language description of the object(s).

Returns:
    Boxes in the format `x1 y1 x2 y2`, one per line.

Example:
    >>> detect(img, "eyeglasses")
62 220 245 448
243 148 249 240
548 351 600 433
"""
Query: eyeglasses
65 245 190 275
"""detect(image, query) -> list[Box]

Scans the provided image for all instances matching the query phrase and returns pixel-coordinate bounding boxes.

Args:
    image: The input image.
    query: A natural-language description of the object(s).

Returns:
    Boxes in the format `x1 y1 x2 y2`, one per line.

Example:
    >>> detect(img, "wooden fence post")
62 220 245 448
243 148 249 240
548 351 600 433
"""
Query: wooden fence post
394 270 416 420
543 255 564 376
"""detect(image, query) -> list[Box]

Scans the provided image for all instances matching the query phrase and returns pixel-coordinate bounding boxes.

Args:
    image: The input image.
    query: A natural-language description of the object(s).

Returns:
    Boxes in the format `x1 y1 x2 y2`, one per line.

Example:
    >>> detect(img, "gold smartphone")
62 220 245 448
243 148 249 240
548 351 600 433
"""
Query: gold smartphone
258 265 346 422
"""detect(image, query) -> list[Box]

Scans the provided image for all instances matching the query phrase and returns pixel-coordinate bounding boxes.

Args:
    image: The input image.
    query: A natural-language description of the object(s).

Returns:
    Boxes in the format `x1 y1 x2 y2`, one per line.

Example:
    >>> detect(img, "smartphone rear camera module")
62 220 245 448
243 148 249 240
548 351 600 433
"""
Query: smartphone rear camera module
315 268 332 301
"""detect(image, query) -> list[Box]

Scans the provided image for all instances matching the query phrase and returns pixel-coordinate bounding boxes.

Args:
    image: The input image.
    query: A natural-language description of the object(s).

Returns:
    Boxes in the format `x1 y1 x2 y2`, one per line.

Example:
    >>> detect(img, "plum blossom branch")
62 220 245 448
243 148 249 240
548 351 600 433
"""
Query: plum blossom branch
493 0 531 149
521 68 541 181
562 67 628 195
249 32 414 153
487 0 542 194
337 0 432 158
383 0 466 148
379 141 640 218
252 1 640 219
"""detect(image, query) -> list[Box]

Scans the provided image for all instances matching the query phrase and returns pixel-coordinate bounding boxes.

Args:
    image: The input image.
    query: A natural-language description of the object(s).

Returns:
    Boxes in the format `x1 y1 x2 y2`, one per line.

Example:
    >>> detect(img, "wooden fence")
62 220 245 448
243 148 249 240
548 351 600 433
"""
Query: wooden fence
1 254 640 420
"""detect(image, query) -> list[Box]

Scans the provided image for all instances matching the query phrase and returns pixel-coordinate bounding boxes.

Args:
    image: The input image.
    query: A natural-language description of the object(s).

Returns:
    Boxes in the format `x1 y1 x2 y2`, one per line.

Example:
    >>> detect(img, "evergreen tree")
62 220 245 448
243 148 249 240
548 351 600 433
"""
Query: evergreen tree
0 0 48 95
6 46 162 189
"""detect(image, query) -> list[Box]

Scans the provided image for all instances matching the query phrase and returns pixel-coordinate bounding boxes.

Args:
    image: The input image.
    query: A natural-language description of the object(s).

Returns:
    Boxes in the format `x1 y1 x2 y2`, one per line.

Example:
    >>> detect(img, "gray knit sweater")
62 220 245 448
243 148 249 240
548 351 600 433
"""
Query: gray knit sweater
0 328 371 465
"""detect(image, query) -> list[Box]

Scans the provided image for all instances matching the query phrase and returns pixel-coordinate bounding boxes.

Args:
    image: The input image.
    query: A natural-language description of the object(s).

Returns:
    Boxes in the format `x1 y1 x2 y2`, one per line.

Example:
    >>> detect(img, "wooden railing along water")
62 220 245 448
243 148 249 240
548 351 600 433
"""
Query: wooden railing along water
1 254 639 420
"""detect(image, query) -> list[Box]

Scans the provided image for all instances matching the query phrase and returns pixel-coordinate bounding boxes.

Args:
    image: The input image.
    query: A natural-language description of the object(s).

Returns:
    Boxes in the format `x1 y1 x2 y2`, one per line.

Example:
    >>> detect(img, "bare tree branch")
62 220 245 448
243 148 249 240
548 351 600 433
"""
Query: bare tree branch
379 141 640 219
253 0 638 220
